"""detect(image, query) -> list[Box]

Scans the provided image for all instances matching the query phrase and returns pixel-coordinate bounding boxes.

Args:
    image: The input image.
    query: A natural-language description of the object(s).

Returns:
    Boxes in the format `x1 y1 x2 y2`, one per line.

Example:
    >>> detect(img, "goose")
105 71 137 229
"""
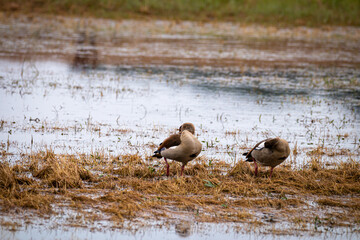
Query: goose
243 137 290 179
153 123 202 176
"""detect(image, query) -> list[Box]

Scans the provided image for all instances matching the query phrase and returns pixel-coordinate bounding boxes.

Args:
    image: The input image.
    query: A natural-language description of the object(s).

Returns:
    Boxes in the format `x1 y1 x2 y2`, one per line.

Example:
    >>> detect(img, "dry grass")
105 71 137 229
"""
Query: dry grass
109 154 156 178
0 150 359 232
0 161 53 212
29 150 93 188
0 162 17 193
317 198 360 210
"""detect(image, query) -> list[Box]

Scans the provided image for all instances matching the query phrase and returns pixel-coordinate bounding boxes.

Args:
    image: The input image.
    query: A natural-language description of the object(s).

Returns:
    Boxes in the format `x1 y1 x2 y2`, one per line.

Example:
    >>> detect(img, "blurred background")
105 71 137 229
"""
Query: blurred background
1 0 359 25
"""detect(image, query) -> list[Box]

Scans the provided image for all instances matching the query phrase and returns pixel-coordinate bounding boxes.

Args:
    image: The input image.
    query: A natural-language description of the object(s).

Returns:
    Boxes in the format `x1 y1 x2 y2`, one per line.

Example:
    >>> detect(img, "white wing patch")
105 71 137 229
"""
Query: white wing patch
255 142 265 150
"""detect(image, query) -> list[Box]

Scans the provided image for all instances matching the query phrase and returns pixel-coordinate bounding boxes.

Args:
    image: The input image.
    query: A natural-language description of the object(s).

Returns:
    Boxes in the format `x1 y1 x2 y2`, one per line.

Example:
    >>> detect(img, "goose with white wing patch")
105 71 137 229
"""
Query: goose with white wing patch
153 123 202 176
243 137 290 179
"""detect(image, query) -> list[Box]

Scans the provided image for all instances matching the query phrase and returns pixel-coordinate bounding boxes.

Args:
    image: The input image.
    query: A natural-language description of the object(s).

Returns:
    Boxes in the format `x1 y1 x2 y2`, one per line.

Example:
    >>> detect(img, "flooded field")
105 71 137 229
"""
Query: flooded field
0 16 360 239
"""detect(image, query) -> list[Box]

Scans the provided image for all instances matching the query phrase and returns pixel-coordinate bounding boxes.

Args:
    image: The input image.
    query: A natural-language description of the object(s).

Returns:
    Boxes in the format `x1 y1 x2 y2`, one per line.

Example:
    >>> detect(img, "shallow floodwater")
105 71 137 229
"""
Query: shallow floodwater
0 59 359 165
1 212 357 240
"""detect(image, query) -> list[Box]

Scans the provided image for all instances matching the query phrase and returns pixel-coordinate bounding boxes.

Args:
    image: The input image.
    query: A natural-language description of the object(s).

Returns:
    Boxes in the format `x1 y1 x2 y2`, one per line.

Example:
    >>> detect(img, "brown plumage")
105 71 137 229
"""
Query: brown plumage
243 138 290 179
153 123 201 176
153 134 181 159
153 123 195 158
178 122 195 134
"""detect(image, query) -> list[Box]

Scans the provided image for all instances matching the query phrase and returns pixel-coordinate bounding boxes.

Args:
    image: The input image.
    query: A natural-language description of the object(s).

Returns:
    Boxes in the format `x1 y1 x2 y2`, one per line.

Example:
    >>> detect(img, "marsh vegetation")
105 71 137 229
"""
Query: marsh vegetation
1 150 359 237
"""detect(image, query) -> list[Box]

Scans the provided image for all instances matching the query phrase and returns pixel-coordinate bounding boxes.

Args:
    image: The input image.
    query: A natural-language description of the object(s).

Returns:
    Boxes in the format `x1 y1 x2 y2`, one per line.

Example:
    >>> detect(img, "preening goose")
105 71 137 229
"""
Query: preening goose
153 123 201 176
243 137 290 179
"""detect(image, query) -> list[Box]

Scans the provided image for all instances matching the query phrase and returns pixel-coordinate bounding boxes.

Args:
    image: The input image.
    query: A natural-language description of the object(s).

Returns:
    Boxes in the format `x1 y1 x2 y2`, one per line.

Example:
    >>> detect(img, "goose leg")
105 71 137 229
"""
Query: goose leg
164 158 170 177
180 164 185 176
253 161 258 177
269 167 274 179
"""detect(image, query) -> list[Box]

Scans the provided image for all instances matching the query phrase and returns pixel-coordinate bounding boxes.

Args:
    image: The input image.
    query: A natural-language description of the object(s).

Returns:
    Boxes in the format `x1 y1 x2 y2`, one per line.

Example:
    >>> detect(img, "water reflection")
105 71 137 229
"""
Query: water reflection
72 31 98 70
175 221 192 237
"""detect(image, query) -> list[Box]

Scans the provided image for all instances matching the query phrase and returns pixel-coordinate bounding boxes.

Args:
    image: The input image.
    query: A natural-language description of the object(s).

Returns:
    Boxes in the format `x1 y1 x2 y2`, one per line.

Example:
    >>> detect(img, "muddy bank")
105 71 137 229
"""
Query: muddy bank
0 16 360 68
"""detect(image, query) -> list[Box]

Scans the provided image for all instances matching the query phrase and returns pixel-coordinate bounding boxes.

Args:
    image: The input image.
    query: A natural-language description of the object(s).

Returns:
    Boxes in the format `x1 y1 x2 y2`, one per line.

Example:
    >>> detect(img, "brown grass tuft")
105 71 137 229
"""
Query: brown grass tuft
0 162 17 192
307 146 326 156
11 164 27 173
100 191 144 221
317 198 360 210
71 194 97 203
110 154 156 178
227 161 253 180
0 162 53 212
11 191 53 212
78 167 94 181
31 152 85 188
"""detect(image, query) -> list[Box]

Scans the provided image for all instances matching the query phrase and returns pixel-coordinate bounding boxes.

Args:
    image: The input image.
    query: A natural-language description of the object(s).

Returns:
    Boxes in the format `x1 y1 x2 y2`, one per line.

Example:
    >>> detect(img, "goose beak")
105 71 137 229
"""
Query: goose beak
152 151 162 159
152 147 166 158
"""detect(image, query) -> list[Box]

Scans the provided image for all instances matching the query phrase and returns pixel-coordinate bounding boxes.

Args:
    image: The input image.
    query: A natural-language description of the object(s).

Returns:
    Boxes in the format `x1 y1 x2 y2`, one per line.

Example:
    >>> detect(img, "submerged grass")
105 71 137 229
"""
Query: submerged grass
0 150 359 232
1 0 359 26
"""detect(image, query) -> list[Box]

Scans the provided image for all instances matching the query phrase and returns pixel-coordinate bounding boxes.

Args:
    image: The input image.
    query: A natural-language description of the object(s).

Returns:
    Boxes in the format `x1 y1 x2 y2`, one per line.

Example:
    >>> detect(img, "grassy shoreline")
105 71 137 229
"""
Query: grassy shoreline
1 0 359 26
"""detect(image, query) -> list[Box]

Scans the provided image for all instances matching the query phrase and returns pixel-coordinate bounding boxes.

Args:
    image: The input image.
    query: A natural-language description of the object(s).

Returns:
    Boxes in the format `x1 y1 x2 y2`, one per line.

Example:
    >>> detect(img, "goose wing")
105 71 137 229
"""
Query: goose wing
264 138 280 149
153 134 181 158
243 138 272 159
